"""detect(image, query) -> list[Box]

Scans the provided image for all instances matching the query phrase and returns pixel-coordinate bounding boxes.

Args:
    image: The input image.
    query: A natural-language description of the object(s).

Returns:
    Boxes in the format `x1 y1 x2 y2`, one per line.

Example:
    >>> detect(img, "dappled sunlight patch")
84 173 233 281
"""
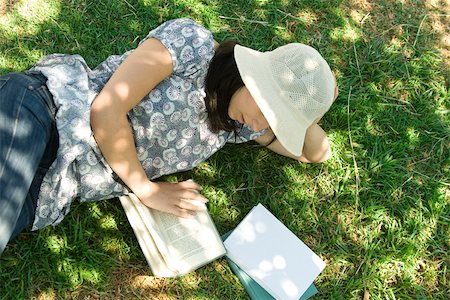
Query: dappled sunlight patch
324 256 354 283
108 263 185 298
278 166 334 208
325 130 356 167
273 26 294 42
0 45 46 71
348 0 373 11
367 154 398 177
365 115 382 136
17 0 55 20
88 202 103 219
196 161 219 179
296 10 318 27
438 187 450 210
376 257 441 293
254 0 270 5
281 164 306 184
406 127 420 148
388 181 413 202
179 272 203 288
349 10 369 25
405 208 437 244
376 260 406 285
212 259 229 275
248 1 270 20
154 0 219 24
330 20 361 42
424 0 450 9
36 288 57 300
99 214 118 230
384 79 407 96
46 234 67 254
0 0 60 35
380 78 414 101
209 20 231 33
55 258 103 287
335 209 362 245
131 274 164 288
101 236 131 259
335 207 402 249
423 12 450 66
386 36 406 53
202 186 229 205
128 19 143 32
79 268 102 285
367 81 381 94
355 220 389 250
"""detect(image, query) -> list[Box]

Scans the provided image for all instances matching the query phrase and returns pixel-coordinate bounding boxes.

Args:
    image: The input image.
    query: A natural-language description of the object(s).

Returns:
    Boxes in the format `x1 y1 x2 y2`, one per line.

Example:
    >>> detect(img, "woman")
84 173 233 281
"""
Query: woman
0 18 338 255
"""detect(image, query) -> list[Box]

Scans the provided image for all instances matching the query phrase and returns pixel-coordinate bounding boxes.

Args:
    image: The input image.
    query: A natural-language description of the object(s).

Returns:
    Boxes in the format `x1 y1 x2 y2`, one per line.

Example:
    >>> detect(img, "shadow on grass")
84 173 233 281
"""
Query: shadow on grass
0 0 448 299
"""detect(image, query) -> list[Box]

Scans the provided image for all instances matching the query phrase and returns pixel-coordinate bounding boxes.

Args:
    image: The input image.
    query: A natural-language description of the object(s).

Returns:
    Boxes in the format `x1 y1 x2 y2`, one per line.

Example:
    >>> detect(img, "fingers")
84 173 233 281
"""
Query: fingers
140 180 209 219
178 180 208 203
178 190 208 204
178 179 202 191
175 200 206 215
167 199 206 219
172 181 207 218
178 198 206 211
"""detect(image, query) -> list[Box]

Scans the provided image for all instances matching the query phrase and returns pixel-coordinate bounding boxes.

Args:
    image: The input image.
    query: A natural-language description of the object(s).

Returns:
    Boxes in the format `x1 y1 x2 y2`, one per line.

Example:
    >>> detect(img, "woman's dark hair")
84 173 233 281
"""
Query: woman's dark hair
204 40 244 133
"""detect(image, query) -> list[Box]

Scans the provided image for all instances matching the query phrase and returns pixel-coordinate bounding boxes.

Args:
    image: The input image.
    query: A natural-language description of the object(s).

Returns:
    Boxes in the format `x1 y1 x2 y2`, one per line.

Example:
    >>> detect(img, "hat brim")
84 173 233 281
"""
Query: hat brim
234 45 309 157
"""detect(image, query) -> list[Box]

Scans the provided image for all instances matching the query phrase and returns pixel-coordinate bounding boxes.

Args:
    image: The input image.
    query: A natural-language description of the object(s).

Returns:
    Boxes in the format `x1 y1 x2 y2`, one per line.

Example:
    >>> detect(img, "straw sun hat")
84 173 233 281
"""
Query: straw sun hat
234 43 335 156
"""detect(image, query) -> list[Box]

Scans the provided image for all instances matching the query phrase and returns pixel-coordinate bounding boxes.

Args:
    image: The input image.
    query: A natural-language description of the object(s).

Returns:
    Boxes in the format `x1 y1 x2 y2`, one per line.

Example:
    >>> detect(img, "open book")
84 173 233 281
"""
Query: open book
119 194 226 277
224 204 326 300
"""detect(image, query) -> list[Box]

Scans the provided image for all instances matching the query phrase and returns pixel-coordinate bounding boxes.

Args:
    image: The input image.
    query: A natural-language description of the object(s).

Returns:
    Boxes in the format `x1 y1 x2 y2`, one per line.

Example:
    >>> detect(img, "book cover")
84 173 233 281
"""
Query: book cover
223 231 318 300
223 204 326 300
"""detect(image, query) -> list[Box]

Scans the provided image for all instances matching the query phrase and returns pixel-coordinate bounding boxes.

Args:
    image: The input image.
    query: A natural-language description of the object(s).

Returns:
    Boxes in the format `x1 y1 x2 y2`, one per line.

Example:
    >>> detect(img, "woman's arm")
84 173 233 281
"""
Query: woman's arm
254 124 332 163
90 38 207 218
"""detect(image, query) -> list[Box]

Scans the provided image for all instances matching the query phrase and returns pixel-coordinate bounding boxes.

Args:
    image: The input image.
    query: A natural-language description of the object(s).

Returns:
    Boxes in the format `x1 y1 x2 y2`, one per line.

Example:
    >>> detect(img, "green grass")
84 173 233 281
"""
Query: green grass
0 0 449 299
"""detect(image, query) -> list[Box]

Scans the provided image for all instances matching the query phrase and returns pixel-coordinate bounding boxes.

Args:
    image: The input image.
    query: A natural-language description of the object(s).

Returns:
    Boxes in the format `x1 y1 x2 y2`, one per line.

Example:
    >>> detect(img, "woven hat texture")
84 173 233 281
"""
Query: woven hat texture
234 43 335 156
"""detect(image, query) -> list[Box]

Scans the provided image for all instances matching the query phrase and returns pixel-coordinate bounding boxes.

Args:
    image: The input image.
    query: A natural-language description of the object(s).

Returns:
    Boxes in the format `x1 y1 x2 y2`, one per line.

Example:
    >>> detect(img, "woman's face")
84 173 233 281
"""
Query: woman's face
228 87 269 132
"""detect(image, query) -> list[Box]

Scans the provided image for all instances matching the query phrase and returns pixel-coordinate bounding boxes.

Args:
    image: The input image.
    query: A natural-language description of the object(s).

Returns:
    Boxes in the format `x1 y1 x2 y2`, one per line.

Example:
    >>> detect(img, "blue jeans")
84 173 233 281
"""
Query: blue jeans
0 71 58 255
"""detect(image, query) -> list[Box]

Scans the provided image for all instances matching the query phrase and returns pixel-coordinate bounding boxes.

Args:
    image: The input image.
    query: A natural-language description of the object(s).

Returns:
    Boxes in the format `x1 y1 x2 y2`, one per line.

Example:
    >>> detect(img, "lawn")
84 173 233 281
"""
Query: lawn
0 0 449 299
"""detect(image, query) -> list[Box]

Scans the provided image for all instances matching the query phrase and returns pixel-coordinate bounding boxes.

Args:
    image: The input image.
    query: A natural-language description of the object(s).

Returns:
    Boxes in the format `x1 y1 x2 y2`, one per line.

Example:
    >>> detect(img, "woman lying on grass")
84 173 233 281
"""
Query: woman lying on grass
0 18 338 255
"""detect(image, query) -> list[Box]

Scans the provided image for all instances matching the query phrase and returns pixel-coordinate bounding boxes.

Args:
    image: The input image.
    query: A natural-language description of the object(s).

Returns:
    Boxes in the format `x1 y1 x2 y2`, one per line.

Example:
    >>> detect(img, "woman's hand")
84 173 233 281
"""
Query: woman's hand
136 180 208 218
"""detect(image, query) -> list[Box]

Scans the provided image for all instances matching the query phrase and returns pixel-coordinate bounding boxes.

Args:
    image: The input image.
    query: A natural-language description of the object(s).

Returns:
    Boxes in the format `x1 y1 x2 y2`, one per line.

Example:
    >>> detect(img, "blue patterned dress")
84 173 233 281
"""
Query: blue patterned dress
29 18 263 230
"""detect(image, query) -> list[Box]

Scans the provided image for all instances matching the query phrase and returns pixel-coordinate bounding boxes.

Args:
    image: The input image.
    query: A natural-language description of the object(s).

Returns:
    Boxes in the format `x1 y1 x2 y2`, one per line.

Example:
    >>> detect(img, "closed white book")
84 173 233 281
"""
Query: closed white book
224 204 326 300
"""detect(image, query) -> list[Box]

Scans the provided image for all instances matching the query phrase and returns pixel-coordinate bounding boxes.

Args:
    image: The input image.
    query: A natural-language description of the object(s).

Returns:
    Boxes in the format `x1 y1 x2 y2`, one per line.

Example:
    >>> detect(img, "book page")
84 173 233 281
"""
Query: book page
151 205 226 275
126 194 173 266
119 195 177 277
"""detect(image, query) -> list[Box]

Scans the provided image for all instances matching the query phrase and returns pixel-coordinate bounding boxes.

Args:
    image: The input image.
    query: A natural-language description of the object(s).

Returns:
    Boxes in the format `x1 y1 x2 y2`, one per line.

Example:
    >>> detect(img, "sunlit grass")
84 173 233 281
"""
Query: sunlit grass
0 0 60 31
0 0 449 299
330 19 362 42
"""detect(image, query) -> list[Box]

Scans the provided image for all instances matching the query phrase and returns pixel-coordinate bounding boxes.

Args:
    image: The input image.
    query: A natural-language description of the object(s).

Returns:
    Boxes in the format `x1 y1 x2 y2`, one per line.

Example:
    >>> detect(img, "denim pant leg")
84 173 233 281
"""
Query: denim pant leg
0 72 57 255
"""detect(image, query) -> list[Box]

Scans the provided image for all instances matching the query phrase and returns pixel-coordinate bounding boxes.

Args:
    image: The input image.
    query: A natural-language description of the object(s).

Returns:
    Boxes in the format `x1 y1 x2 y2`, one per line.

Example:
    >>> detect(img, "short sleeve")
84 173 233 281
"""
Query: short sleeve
226 125 268 144
141 18 215 79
